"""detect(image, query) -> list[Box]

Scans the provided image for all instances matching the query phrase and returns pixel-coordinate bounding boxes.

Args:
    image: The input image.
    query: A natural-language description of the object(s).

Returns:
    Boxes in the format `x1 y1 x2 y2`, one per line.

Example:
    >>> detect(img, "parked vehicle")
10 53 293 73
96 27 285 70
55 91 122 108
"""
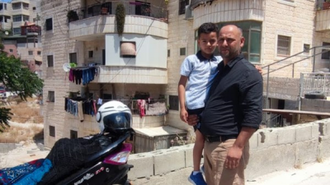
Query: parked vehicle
0 86 5 98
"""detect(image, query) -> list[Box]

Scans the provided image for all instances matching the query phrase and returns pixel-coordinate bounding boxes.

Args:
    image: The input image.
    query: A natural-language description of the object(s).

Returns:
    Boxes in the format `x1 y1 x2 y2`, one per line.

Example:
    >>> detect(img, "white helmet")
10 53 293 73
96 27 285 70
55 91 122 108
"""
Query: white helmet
96 100 132 135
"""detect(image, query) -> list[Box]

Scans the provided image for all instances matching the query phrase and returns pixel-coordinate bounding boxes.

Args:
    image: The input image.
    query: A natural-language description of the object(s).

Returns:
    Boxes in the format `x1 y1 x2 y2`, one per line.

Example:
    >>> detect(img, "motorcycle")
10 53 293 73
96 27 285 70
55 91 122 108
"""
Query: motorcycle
0 129 135 185
1 100 135 185
56 129 135 185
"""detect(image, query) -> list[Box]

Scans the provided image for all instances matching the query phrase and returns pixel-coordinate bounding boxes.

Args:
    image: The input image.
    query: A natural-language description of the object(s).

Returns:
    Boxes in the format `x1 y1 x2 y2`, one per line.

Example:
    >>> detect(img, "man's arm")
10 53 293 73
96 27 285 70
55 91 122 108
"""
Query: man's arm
226 68 263 169
225 127 255 169
178 75 188 122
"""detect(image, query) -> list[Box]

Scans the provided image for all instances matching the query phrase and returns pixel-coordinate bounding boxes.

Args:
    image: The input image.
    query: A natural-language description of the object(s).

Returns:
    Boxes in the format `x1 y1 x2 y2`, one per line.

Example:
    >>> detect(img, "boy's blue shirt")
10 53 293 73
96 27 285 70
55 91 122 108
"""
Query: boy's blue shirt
180 50 222 110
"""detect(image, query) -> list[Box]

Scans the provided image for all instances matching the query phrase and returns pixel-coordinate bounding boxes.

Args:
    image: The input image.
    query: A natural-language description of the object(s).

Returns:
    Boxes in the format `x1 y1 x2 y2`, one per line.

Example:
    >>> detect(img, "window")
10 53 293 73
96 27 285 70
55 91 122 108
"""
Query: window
101 2 112 14
47 55 54 67
45 18 53 31
70 130 78 139
48 91 54 102
23 3 29 10
23 15 29 21
303 44 310 53
12 3 21 10
13 28 21 35
9 49 13 53
37 51 41 55
28 51 33 55
179 0 189 15
277 35 291 56
88 50 93 58
49 126 55 137
69 52 77 64
13 15 22 22
120 41 136 58
321 42 330 59
135 1 151 16
180 48 186 56
168 49 170 57
169 95 179 110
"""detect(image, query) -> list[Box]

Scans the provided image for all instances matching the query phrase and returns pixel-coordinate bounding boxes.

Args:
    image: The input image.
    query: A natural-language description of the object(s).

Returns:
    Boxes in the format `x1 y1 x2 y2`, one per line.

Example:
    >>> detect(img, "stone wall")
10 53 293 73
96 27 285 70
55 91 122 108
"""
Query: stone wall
128 118 330 184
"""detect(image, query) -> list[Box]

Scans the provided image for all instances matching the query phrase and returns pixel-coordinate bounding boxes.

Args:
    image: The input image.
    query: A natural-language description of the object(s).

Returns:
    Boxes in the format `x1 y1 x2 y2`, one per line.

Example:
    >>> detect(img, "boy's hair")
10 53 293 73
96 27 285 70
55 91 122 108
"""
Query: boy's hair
197 22 219 38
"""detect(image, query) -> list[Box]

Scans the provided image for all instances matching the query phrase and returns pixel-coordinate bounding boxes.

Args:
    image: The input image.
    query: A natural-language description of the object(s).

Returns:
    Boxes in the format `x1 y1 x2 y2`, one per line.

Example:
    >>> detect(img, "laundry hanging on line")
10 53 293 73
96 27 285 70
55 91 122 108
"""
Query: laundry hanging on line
64 98 97 121
68 67 98 85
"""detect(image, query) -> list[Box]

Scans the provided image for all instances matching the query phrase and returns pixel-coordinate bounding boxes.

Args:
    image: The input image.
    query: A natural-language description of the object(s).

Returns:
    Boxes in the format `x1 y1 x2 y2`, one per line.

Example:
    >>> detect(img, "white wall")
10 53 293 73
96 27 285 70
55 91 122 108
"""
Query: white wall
105 34 167 68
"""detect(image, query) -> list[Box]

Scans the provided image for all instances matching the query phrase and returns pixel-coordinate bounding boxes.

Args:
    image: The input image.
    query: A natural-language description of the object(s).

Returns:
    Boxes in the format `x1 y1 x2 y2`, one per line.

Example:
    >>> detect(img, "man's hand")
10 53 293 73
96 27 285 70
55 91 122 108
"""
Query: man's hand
187 114 199 126
225 146 243 169
255 65 263 75
180 109 188 123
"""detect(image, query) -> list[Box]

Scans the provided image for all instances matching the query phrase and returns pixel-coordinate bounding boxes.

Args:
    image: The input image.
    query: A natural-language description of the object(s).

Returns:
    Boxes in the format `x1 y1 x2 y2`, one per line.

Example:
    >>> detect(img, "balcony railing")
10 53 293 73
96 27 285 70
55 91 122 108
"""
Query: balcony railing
70 1 168 23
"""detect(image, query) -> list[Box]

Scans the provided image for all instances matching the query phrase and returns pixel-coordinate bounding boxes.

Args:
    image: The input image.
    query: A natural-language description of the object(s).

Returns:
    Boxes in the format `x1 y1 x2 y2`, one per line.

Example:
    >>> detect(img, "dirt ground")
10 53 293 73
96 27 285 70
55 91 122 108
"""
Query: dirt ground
0 97 47 169
0 97 43 143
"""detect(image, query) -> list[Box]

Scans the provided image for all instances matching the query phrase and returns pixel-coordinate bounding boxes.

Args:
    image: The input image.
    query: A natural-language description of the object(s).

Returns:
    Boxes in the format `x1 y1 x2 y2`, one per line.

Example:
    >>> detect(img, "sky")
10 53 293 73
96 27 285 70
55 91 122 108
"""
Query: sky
0 0 12 2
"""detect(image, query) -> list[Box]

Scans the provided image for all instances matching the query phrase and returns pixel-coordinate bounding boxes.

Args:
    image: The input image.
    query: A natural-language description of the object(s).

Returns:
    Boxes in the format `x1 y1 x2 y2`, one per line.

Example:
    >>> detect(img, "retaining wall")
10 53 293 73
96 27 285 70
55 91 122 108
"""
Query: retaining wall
128 118 330 185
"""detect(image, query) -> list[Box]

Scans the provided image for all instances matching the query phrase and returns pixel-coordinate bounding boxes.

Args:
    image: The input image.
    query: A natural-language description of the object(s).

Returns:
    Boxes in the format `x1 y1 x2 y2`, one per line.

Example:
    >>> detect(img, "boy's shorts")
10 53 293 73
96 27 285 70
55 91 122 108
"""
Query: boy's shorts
187 108 204 132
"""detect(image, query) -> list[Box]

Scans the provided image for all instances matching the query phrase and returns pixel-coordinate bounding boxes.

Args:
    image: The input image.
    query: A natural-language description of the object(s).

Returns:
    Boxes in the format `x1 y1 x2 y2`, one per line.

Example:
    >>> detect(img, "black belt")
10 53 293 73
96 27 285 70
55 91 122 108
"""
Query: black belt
205 135 237 143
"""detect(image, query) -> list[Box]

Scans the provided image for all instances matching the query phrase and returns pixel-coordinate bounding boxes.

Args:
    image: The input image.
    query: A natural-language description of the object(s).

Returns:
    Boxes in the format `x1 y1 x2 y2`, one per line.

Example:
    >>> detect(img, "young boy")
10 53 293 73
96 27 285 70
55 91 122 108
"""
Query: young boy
178 22 221 185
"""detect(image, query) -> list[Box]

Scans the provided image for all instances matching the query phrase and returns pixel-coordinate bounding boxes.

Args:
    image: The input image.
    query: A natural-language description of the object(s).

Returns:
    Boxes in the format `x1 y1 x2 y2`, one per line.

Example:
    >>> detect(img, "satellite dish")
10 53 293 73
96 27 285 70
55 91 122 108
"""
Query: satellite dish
4 31 9 35
62 63 71 72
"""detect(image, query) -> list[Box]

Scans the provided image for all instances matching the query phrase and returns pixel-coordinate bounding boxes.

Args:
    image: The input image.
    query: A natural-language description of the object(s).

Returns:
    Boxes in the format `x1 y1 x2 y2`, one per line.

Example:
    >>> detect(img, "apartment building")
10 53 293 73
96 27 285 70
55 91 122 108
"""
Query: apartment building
0 0 42 76
41 0 330 148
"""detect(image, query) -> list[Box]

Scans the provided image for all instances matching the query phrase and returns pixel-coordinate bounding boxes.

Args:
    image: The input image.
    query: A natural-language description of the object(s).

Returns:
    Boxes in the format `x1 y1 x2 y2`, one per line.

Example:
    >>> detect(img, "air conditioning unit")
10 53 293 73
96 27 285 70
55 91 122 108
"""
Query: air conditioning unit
185 5 193 20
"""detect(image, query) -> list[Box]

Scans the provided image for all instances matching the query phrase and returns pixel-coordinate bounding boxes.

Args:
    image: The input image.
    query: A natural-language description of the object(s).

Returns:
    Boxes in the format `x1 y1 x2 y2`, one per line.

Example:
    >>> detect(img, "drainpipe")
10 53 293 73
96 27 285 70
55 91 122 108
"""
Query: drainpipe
313 47 316 72
298 73 304 121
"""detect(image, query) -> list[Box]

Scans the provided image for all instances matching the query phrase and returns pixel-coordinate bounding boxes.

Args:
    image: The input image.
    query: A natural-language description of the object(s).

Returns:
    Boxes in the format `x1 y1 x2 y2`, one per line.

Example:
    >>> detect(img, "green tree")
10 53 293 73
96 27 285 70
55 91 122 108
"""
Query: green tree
0 53 43 132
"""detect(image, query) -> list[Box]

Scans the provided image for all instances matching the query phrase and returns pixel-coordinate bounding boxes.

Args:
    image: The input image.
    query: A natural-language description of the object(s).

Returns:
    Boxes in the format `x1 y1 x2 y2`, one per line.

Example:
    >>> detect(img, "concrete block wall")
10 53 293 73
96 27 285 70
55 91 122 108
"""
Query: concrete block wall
264 77 300 100
128 118 330 185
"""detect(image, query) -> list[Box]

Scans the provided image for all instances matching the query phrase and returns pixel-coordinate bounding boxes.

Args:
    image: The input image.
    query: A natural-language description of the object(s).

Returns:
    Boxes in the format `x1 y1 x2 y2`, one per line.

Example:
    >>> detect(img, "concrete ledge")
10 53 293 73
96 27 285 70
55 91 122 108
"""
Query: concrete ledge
153 148 186 175
128 152 154 179
128 118 330 185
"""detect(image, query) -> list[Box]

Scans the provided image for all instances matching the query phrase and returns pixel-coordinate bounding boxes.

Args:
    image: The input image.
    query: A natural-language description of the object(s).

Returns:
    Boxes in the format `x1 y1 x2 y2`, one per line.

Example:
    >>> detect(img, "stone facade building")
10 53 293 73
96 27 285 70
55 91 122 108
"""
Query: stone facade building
40 0 330 148
1 0 42 76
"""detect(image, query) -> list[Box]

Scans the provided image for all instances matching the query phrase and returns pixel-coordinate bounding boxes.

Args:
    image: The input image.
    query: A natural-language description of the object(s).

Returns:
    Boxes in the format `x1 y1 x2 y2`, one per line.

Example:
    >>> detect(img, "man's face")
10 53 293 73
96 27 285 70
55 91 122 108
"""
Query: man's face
197 32 218 57
217 25 245 61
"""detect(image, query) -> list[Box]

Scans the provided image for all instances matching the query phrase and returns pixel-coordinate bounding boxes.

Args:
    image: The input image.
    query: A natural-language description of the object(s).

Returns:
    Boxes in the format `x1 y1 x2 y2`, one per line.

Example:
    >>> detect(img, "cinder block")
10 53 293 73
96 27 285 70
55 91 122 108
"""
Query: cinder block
128 152 154 180
278 127 296 144
257 128 278 148
318 135 330 160
153 148 185 175
296 125 312 142
249 131 258 150
294 140 318 166
181 144 194 167
311 123 320 138
326 121 330 136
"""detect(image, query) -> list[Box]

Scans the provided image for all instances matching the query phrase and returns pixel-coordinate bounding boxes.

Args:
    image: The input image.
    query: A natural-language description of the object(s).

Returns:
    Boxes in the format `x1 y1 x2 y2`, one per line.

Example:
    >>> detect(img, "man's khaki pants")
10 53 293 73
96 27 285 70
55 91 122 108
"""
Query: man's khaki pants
203 139 250 185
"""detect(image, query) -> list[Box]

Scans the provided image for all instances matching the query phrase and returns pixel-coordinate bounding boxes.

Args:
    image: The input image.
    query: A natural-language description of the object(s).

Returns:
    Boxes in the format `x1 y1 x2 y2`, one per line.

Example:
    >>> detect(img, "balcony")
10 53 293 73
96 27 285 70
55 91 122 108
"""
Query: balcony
0 7 10 16
69 15 168 41
191 0 264 27
92 66 167 84
12 7 30 16
69 1 168 41
316 9 330 32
